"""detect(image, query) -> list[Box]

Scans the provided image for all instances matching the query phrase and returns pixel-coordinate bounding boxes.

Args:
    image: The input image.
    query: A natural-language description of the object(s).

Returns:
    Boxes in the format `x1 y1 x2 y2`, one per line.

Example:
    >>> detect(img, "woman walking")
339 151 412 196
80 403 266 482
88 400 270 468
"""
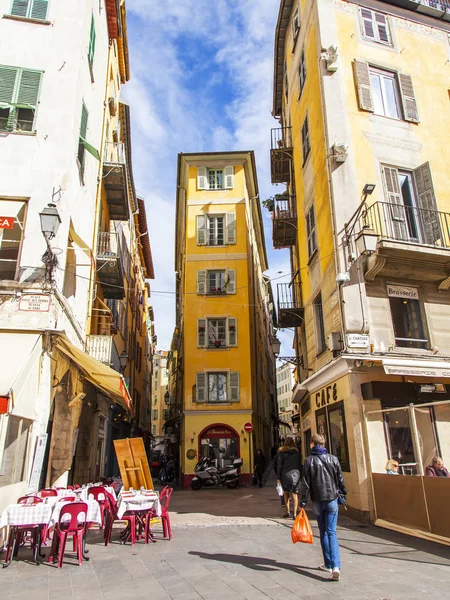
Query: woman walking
276 437 301 518
254 448 266 488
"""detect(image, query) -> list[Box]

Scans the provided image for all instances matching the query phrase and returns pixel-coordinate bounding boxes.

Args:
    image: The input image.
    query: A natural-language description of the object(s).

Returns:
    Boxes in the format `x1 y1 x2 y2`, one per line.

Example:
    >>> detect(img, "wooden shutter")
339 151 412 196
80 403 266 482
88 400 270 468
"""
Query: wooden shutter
229 372 240 402
197 166 208 190
30 0 48 20
80 102 89 139
413 162 441 245
196 270 206 294
197 318 206 347
225 212 236 244
11 0 29 17
88 15 96 67
360 8 376 40
16 70 41 107
228 317 237 347
224 166 234 189
375 12 390 44
382 166 408 241
398 73 419 123
225 269 236 294
0 67 18 103
196 373 206 403
353 61 374 112
196 214 207 245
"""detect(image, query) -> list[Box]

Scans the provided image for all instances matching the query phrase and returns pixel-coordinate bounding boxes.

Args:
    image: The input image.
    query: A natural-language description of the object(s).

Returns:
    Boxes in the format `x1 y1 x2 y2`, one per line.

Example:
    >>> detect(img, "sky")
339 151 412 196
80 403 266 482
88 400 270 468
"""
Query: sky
124 0 293 356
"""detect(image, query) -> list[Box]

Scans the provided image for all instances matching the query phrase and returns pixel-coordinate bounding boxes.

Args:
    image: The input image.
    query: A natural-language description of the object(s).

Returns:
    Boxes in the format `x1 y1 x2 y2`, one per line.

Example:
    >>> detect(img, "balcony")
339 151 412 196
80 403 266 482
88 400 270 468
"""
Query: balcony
270 127 293 184
271 194 297 249
96 232 125 299
360 201 450 288
381 0 450 20
103 142 130 221
86 335 121 372
277 282 304 328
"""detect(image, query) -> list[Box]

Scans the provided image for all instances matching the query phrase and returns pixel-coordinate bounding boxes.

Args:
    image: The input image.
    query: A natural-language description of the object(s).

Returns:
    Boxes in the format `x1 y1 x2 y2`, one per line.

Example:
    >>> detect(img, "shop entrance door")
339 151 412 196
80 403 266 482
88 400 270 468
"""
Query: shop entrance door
199 425 239 468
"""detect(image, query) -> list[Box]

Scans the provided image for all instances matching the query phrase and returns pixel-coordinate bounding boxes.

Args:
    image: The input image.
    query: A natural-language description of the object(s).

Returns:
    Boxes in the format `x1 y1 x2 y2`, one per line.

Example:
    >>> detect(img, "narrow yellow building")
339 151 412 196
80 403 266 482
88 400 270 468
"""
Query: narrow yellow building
173 152 277 488
272 0 450 541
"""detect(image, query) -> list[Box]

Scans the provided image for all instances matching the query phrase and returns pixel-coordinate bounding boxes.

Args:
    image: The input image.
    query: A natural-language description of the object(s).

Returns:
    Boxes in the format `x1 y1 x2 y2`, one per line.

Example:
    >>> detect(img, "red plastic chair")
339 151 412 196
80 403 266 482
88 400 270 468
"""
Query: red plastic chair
17 496 43 505
160 487 173 540
57 496 76 502
39 489 58 498
67 485 74 491
87 486 108 528
8 496 44 556
74 484 81 489
49 502 88 568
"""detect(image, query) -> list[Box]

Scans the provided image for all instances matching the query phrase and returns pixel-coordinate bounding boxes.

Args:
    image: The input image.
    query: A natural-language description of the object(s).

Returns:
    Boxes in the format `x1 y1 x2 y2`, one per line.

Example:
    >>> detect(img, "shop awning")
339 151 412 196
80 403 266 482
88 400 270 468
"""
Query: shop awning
382 358 450 379
292 382 308 404
52 334 133 413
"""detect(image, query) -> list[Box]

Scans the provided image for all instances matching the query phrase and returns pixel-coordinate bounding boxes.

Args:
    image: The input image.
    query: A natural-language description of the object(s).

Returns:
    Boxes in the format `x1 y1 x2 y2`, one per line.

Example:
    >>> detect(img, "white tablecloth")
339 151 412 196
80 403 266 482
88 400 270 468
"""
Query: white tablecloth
116 493 161 519
48 500 102 527
56 486 116 502
0 504 52 528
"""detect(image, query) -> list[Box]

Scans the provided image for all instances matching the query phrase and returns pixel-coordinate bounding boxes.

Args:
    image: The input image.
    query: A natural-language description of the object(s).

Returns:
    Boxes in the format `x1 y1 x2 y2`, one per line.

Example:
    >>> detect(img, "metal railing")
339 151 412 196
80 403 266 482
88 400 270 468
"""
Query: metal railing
271 126 292 151
417 0 450 11
104 141 126 164
86 335 121 372
273 195 296 220
97 231 121 259
277 281 302 311
360 201 450 249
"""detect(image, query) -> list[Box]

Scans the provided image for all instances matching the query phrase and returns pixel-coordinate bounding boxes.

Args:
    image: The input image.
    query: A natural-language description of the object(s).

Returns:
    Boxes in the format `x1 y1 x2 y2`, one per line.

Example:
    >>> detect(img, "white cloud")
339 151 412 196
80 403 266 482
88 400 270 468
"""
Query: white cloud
124 0 293 352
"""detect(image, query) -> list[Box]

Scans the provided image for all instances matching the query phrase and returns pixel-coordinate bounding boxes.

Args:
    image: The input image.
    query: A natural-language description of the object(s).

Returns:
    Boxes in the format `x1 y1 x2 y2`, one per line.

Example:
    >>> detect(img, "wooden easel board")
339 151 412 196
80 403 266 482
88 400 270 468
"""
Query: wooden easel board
113 437 154 491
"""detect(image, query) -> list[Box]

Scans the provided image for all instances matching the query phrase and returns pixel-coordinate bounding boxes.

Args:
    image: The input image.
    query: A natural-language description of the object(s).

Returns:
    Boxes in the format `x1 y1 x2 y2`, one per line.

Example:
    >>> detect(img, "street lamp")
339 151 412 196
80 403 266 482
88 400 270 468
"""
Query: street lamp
164 391 170 405
355 228 378 256
39 203 61 241
270 336 281 356
119 350 129 374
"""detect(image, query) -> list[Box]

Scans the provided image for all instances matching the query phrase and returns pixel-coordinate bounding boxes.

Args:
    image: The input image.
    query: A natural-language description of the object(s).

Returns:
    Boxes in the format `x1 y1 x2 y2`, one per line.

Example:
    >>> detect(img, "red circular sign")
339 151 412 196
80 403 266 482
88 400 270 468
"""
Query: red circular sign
243 422 253 433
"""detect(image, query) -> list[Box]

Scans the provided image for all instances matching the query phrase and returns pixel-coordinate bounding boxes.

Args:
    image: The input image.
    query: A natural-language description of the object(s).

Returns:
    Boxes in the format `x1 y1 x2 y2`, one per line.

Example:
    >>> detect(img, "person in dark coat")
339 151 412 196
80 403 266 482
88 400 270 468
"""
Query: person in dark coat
276 437 301 518
254 449 266 488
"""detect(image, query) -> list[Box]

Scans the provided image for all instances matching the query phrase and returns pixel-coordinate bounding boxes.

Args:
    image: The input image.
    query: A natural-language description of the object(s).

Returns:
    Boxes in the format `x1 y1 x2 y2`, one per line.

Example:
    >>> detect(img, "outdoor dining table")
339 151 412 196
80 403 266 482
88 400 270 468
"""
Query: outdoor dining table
0 498 103 567
56 486 117 502
116 490 161 544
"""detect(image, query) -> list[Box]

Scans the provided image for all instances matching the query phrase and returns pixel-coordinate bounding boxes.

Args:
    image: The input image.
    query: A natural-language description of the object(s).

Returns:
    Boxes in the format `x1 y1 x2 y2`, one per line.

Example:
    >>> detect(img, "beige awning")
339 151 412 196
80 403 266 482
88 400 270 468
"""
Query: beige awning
52 334 133 413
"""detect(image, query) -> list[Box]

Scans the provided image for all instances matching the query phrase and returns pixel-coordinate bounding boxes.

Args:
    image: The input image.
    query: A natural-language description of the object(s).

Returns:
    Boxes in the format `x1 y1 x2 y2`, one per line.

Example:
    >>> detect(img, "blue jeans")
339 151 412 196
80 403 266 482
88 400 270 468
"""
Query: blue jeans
312 499 340 569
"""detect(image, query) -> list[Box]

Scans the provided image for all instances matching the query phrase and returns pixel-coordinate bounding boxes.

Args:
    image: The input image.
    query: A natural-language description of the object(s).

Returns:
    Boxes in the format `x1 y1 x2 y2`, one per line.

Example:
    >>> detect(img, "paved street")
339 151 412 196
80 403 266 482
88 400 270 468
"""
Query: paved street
2 481 450 600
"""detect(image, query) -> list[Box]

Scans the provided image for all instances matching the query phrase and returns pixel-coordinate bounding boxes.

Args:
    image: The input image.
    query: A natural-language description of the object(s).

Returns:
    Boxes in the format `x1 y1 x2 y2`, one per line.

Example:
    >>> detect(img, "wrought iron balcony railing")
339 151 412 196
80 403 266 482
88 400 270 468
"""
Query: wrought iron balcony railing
86 335 121 372
277 282 304 329
102 142 129 221
270 127 293 184
96 231 125 299
272 195 297 249
360 201 450 249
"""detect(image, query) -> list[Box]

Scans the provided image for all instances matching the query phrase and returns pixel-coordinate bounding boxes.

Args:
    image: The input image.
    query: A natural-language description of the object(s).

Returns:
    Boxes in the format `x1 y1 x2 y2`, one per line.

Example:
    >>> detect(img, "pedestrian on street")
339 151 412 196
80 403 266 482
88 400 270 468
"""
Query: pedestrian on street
276 437 301 518
254 448 266 488
299 433 346 582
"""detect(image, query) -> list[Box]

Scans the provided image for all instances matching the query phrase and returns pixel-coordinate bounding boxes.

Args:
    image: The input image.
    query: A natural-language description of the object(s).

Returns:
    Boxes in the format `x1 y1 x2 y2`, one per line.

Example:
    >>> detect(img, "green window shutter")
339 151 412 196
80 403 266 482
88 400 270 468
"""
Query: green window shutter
413 162 441 245
228 317 237 347
196 373 206 403
196 270 206 294
197 318 206 348
11 0 29 17
88 16 96 67
229 372 240 402
16 70 42 107
80 102 88 139
30 0 48 20
0 66 19 103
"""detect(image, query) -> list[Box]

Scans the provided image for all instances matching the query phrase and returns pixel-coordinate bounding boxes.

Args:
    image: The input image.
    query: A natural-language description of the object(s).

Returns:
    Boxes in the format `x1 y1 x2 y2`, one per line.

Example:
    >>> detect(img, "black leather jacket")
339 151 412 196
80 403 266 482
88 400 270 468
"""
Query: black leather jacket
299 452 346 504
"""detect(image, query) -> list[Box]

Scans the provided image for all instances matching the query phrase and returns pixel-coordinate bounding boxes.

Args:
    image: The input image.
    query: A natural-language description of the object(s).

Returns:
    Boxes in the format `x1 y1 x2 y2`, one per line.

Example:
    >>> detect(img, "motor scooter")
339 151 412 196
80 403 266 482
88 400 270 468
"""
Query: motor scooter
191 456 243 490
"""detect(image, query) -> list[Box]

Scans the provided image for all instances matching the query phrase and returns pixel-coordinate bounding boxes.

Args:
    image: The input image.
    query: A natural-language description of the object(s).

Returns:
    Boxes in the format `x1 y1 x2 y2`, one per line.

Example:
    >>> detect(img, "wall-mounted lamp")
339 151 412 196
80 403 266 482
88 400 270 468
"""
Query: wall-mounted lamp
362 183 376 196
270 336 281 356
164 390 170 405
39 203 61 241
355 228 378 256
119 350 129 374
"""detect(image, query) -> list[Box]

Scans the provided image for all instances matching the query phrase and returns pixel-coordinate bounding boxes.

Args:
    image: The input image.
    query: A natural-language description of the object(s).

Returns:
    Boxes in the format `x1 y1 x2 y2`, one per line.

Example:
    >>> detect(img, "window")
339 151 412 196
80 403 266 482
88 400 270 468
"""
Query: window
10 0 49 20
292 6 300 41
306 205 317 258
196 213 236 246
353 61 419 122
301 115 310 163
152 409 158 420
314 293 326 355
196 371 240 403
316 402 350 471
284 61 289 101
0 66 42 133
0 200 26 280
197 166 234 190
197 269 236 295
88 15 96 78
152 424 156 435
381 163 440 245
298 50 306 97
370 67 400 119
154 395 157 405
359 8 391 46
0 415 33 487
388 285 427 349
197 317 238 349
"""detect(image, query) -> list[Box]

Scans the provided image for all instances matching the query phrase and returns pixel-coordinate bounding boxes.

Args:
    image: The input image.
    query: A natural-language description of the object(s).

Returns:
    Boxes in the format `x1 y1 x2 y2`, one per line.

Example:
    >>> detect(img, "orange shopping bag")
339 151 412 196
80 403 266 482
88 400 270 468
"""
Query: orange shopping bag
291 508 313 544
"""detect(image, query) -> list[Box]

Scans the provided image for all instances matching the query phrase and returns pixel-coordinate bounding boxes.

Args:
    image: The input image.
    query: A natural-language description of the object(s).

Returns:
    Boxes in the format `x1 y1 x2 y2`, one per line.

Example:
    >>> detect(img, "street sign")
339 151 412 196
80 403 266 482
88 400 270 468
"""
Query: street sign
243 422 253 433
346 333 370 349
18 294 51 312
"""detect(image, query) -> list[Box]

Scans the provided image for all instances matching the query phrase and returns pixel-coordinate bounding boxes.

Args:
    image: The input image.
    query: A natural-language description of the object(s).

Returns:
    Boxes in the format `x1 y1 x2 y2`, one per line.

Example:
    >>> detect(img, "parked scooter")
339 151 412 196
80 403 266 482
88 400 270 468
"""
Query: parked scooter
191 456 243 490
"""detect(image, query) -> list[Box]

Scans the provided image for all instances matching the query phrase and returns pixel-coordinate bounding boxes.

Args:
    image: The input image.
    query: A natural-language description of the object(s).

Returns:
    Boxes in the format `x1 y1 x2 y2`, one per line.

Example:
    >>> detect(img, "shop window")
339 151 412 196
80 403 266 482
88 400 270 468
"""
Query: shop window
0 415 33 487
315 401 350 471
0 200 27 280
200 426 239 468
388 286 428 349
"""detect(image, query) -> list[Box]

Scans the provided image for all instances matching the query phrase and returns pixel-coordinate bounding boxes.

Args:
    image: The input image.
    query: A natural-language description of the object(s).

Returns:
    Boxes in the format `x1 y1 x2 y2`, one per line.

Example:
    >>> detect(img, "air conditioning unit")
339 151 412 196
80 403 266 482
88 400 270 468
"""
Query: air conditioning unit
328 332 343 352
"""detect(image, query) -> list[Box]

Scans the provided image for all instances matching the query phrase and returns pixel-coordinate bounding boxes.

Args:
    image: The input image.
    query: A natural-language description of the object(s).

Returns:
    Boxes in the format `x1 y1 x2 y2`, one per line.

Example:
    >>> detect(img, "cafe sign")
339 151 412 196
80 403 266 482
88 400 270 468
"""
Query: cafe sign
313 376 349 409
387 284 419 300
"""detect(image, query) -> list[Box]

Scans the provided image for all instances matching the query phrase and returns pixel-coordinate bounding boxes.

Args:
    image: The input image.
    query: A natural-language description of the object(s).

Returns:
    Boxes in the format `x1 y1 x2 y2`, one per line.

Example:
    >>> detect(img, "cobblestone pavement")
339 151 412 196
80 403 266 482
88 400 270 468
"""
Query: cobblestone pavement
2 482 450 600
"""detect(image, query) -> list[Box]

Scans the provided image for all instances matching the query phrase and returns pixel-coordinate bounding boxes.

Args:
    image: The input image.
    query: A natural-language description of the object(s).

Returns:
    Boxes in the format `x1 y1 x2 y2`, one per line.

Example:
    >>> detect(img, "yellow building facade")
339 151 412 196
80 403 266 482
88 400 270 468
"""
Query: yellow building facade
173 152 277 488
272 0 450 539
